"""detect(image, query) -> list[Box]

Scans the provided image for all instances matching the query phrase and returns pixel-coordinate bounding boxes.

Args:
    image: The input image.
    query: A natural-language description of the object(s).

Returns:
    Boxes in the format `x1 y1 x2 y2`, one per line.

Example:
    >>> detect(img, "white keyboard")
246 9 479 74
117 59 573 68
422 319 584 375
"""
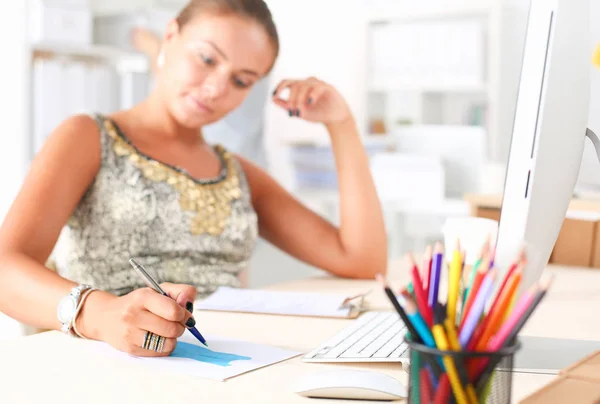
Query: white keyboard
302 312 409 363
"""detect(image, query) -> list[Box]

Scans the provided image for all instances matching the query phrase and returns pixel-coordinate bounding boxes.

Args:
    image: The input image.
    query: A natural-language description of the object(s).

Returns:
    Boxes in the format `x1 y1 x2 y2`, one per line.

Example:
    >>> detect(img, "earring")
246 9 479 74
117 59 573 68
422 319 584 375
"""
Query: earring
157 49 165 68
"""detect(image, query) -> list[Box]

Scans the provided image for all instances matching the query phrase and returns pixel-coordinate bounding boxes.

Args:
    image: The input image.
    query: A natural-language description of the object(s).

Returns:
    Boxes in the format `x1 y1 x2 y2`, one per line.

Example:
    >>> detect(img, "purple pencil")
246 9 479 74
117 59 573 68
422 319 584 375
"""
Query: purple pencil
458 269 497 347
428 243 443 308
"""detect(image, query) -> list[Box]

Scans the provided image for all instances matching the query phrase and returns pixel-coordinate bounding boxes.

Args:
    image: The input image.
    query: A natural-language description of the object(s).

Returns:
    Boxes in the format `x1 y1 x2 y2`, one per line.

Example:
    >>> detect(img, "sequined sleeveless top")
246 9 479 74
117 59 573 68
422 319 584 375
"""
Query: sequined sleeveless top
52 114 258 297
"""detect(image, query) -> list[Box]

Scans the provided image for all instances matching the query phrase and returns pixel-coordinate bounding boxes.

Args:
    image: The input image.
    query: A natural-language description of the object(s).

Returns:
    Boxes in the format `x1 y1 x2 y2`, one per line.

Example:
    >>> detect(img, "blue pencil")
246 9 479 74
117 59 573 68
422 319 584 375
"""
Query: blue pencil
400 294 436 347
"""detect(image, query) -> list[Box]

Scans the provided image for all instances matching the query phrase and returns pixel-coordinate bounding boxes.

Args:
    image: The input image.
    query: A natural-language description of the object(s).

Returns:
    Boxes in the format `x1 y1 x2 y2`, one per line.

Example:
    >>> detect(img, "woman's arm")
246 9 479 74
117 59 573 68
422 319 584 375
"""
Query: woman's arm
240 77 387 279
0 116 196 356
0 115 105 330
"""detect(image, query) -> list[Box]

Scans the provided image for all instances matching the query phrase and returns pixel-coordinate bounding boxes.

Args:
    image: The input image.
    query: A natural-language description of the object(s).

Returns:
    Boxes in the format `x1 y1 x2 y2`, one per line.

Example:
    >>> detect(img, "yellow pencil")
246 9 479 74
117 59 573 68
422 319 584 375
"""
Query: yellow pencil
444 319 478 404
593 44 600 68
447 240 462 325
432 307 469 404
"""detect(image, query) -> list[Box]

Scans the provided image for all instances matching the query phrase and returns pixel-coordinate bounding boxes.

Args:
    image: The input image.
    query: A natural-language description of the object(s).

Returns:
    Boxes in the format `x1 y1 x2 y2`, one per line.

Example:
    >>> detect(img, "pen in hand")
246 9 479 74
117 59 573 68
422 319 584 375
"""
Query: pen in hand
129 258 208 347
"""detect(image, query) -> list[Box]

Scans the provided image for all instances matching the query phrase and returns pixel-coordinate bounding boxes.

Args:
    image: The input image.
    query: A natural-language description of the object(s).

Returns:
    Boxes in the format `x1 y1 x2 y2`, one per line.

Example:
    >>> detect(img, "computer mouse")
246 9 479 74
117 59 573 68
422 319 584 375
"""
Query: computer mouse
292 369 407 401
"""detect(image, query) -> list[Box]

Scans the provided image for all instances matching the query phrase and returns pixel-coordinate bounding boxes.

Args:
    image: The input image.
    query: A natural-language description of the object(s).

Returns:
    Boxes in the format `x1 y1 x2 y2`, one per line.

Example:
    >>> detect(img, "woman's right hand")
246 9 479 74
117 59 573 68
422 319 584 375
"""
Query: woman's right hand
78 283 197 357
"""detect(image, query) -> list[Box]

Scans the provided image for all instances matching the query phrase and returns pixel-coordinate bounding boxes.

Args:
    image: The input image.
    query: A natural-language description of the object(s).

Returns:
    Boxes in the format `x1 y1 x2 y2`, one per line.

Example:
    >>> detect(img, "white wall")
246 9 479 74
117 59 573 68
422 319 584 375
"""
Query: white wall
0 1 30 340
263 0 367 188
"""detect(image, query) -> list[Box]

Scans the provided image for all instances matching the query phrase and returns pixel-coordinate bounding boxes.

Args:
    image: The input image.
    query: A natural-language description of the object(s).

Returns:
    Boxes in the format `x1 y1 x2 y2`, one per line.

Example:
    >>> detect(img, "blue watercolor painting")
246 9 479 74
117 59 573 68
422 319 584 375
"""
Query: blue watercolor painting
170 342 251 367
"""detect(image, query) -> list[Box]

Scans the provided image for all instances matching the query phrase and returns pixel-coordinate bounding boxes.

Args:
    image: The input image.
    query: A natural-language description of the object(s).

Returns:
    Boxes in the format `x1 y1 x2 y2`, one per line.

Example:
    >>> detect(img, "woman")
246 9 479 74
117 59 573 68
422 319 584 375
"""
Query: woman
132 26 270 167
0 0 386 357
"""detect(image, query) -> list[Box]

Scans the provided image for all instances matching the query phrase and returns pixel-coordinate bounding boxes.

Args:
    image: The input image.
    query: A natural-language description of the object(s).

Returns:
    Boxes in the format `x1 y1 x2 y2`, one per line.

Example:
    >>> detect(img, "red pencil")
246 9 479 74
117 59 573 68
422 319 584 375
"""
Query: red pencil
459 259 489 332
466 253 526 350
433 373 451 404
472 268 523 352
420 368 433 403
423 245 433 301
408 254 433 327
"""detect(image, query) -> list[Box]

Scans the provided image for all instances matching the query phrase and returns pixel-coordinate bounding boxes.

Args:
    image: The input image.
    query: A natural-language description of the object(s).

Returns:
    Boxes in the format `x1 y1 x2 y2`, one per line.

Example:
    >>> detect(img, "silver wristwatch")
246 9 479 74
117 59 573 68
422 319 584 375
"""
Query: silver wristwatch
57 284 91 335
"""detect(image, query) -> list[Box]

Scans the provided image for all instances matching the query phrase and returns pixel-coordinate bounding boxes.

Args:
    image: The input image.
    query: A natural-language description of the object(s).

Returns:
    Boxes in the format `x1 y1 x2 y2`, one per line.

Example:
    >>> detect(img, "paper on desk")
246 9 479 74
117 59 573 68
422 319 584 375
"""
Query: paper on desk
196 286 363 318
99 333 301 382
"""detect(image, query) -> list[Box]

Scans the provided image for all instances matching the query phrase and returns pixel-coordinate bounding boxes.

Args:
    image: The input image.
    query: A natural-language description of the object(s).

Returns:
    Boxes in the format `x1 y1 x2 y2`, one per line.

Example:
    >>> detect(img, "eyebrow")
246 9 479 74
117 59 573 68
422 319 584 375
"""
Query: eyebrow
205 40 260 77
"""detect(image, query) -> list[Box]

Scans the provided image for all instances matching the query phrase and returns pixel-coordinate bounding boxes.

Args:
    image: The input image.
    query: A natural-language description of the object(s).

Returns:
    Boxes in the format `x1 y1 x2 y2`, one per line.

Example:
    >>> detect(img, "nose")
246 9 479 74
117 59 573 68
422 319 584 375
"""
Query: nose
201 70 228 101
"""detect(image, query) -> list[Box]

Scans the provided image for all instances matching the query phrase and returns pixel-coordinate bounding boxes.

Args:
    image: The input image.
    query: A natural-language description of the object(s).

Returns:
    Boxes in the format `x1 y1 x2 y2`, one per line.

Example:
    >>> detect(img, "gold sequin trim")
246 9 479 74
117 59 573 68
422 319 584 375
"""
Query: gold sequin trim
103 119 242 236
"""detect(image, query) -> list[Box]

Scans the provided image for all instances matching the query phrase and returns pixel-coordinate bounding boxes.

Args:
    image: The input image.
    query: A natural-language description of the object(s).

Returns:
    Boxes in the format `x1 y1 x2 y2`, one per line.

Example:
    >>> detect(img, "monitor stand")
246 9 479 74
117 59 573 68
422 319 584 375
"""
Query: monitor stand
586 128 600 162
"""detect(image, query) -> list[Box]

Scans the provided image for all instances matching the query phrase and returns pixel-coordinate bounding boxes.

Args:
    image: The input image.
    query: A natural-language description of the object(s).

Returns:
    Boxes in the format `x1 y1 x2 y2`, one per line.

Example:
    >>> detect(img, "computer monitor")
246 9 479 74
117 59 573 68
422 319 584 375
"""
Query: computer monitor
494 0 599 293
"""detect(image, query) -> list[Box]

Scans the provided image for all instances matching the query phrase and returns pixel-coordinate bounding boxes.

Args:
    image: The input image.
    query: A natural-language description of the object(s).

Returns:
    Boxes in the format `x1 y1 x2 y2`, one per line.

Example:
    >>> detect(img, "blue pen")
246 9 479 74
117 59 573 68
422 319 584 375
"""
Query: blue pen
129 258 208 347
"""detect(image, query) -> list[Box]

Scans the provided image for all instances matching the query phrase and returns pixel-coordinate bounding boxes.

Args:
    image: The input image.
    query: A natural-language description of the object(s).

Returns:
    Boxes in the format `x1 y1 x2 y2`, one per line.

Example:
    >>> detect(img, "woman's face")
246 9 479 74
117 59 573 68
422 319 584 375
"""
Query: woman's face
158 14 276 128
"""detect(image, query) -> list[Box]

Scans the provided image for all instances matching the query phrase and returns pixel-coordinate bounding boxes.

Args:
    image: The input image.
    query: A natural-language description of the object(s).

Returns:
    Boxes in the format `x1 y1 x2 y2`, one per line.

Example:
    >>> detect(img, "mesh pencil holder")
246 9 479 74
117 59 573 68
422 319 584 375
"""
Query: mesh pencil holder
405 336 521 404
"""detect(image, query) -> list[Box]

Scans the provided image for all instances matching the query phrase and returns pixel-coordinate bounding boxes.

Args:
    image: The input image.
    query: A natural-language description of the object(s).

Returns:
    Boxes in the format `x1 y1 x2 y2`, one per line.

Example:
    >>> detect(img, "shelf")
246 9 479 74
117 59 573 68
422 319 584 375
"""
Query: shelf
366 2 493 24
31 41 149 73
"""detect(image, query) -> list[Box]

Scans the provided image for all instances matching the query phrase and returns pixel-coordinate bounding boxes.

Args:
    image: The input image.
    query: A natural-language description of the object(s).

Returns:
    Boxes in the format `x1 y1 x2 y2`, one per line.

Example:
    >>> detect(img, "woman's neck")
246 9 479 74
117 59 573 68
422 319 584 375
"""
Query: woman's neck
132 91 204 147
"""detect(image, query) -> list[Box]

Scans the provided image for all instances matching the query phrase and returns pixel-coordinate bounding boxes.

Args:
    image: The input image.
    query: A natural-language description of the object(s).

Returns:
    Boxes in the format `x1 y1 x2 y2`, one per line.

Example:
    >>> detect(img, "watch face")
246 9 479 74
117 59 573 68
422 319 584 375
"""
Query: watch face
57 296 77 324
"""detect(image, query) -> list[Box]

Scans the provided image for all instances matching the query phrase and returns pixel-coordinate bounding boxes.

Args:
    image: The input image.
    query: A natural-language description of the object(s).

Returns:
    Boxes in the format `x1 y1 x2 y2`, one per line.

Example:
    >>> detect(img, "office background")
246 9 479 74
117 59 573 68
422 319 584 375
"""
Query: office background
0 0 599 339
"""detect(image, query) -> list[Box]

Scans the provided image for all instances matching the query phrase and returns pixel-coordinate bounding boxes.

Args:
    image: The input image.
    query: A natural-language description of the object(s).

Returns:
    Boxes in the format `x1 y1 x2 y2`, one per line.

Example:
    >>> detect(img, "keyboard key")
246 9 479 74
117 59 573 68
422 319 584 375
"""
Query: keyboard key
391 342 408 358
323 313 391 358
303 312 407 362
373 328 407 358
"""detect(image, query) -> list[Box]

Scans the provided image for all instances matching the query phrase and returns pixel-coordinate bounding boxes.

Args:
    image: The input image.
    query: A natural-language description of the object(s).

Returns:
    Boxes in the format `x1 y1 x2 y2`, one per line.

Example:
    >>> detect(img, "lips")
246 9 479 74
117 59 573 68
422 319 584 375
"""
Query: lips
187 95 214 114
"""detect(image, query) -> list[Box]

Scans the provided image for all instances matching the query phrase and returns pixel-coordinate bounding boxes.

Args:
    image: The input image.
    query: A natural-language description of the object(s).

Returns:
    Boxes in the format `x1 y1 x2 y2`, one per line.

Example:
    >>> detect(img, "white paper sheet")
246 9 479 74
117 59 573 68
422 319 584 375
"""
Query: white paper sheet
196 287 354 318
96 333 301 382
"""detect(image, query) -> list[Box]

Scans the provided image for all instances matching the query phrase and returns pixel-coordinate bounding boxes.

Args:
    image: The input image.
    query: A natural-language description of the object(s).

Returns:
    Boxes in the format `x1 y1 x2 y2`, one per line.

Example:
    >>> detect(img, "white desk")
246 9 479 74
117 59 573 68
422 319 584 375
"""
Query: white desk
1 262 599 403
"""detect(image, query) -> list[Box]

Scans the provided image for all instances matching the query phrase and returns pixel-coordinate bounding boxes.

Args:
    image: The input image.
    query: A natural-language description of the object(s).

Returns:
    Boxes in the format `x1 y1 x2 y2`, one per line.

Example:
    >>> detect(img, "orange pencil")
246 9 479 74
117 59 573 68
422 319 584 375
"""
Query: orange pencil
465 252 525 349
472 269 523 352
408 254 433 327
459 259 489 332
494 248 526 306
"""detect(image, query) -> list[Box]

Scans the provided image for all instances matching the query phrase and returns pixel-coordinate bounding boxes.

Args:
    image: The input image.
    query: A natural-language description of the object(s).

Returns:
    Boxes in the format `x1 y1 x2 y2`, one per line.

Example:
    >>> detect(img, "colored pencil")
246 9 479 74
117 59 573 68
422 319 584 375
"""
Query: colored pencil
433 374 451 404
420 367 433 404
428 243 443 309
489 246 496 269
499 276 552 345
401 293 436 347
398 289 444 380
445 318 478 404
377 275 420 340
467 283 539 382
459 269 497 347
378 276 444 382
423 245 433 301
431 306 469 404
474 278 551 386
459 258 490 331
466 256 525 351
462 239 490 313
488 249 526 317
472 268 523 352
447 240 463 326
408 253 433 327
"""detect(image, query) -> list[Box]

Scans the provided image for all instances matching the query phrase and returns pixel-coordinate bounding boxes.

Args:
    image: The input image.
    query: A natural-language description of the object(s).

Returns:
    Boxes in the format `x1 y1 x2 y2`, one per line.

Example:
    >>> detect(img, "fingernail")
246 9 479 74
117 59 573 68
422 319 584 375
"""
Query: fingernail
186 317 196 328
288 109 293 117
295 109 301 117
308 98 312 105
186 302 193 313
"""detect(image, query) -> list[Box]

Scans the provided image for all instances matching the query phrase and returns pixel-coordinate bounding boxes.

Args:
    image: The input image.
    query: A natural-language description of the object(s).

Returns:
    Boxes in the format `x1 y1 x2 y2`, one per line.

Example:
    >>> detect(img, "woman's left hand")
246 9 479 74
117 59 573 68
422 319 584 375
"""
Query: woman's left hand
272 77 352 126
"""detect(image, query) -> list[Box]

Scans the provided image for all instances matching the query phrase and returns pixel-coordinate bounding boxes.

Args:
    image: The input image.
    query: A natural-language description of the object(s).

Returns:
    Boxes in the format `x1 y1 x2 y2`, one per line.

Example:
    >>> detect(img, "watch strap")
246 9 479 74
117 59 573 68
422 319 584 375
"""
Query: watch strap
59 284 91 335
